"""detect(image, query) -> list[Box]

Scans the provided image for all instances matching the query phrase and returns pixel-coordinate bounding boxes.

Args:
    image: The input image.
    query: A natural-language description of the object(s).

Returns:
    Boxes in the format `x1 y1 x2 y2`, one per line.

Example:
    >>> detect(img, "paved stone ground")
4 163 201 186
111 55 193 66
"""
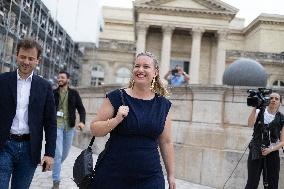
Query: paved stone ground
30 145 215 189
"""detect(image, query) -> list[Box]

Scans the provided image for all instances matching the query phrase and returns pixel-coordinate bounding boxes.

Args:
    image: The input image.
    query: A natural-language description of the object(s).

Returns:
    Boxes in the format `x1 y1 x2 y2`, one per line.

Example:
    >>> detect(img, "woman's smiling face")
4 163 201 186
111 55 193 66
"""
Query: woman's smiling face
132 55 157 86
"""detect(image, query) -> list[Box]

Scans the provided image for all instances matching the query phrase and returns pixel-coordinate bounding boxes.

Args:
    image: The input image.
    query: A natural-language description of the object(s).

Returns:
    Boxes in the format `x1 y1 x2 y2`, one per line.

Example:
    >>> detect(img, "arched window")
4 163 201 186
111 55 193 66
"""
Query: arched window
116 67 131 84
272 80 284 87
91 64 104 86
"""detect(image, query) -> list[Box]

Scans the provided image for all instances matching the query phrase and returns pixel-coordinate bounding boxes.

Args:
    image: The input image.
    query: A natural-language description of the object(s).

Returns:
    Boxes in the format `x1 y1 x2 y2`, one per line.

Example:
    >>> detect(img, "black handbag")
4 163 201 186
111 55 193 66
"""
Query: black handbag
73 137 95 188
72 89 125 188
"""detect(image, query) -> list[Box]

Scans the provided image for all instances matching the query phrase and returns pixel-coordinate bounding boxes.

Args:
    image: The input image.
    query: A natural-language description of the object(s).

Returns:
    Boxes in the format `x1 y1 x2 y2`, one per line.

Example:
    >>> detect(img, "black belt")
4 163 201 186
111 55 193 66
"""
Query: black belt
9 134 30 141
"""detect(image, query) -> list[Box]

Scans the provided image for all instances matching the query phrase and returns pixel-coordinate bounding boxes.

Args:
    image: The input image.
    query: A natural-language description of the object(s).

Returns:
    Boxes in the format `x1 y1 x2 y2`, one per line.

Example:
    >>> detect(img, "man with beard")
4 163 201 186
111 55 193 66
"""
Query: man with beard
52 70 86 189
0 38 57 189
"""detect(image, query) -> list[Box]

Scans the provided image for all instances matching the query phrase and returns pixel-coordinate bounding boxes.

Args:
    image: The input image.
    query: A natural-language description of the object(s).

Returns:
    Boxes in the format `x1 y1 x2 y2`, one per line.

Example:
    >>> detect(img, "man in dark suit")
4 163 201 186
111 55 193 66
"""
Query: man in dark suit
52 70 85 189
0 38 57 189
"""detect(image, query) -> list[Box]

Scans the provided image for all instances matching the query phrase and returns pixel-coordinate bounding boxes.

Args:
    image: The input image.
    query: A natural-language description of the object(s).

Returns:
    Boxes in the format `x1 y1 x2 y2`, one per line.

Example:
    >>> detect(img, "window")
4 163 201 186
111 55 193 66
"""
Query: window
272 80 284 87
116 67 131 84
91 64 104 86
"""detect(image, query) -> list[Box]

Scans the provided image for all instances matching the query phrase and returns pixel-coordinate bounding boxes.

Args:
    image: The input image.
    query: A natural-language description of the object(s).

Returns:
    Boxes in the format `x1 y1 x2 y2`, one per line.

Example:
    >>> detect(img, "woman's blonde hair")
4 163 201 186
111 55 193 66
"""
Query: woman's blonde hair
128 51 169 97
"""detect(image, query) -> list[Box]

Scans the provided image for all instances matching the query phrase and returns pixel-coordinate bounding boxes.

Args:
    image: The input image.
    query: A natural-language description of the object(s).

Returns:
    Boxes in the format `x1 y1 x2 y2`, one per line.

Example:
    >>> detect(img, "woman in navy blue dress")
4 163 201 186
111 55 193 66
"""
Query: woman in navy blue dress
90 52 176 189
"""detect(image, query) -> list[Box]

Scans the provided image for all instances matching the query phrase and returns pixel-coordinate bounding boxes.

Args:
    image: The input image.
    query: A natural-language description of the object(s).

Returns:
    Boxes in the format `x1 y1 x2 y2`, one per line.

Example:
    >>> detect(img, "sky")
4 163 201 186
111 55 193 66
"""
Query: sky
41 0 284 43
41 0 103 44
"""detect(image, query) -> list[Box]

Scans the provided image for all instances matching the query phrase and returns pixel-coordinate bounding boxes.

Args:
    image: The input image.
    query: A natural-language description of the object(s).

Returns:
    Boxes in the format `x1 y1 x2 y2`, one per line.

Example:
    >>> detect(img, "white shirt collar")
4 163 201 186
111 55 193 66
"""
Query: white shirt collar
17 69 33 82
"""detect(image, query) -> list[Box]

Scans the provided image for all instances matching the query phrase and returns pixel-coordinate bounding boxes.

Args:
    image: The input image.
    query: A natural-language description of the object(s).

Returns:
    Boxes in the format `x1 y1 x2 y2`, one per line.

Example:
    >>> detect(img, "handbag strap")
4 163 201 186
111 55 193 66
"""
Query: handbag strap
88 88 125 149
119 88 126 106
88 136 95 149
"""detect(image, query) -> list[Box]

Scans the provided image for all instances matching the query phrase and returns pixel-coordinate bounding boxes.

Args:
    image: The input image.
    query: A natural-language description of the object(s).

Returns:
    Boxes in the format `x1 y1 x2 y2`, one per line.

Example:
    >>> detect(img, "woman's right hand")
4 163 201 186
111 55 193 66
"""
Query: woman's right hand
115 105 129 123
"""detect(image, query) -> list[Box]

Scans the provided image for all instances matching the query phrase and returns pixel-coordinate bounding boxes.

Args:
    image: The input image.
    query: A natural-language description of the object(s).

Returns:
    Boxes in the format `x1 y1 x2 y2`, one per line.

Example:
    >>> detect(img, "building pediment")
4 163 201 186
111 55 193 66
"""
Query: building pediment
134 0 238 20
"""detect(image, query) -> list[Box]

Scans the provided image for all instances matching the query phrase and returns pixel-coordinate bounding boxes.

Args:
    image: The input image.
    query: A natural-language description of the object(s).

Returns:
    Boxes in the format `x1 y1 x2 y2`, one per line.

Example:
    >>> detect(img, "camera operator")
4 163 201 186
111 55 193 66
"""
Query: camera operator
245 92 284 189
164 65 189 86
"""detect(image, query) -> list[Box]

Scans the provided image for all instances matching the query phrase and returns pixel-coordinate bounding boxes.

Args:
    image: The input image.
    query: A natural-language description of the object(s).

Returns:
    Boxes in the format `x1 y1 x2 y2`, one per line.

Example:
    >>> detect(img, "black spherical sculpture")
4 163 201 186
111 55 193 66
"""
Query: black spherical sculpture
223 58 267 86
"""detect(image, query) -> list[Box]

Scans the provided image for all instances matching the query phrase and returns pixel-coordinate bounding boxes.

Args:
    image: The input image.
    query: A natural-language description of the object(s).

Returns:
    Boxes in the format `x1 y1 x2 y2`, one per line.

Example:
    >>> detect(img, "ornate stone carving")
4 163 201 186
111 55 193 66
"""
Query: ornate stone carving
110 40 118 49
134 4 236 21
145 0 172 6
135 0 238 14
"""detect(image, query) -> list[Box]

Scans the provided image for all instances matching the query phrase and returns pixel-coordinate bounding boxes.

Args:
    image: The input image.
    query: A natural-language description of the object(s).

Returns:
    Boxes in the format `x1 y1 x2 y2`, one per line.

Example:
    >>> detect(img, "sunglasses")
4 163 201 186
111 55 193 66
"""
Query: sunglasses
270 97 279 101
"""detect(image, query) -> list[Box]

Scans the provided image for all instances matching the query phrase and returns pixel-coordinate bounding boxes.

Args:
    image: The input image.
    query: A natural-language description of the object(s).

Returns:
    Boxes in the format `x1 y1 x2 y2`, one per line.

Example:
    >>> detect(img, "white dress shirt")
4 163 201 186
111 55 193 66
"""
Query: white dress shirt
10 70 33 134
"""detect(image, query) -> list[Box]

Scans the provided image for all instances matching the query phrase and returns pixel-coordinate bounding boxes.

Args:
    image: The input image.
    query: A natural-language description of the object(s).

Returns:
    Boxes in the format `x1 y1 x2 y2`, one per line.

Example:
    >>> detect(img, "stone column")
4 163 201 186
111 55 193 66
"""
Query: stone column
136 23 148 55
160 25 174 82
189 27 204 84
215 30 227 85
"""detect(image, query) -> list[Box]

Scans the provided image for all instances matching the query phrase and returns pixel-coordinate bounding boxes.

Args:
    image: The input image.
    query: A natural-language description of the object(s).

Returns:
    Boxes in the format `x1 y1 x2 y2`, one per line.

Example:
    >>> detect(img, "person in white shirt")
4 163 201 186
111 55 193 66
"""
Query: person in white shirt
0 38 57 189
245 92 284 189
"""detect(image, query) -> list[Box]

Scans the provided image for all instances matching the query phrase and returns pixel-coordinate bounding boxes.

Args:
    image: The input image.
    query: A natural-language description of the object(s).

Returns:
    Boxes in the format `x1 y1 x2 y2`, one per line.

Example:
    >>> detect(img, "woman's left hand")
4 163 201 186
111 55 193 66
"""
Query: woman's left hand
167 175 176 189
262 147 273 156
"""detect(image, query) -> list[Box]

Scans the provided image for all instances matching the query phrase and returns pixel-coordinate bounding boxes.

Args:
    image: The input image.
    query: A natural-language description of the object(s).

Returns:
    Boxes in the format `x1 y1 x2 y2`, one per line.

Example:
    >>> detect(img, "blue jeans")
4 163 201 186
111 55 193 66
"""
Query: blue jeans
52 125 75 182
0 139 37 189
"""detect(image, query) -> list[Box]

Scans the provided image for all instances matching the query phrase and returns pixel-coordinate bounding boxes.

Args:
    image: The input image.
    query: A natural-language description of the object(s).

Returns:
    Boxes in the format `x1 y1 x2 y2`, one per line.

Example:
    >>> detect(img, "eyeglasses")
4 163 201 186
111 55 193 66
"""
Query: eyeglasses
270 97 279 101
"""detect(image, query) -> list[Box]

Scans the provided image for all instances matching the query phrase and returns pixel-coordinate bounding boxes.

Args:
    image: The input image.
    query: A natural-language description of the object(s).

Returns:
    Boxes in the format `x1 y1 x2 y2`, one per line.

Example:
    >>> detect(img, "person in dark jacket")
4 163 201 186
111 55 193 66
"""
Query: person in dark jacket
52 70 86 189
0 38 57 189
245 92 284 189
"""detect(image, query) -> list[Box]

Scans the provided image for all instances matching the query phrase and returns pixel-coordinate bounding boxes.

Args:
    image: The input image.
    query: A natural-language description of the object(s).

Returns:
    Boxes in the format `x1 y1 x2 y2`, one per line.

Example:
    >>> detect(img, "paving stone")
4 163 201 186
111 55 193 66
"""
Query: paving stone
31 145 215 189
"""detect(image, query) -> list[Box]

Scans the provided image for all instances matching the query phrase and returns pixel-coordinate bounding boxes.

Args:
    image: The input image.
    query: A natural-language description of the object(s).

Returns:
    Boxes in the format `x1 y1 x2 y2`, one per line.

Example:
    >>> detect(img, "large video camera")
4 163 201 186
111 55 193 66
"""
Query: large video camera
247 88 272 108
247 88 272 150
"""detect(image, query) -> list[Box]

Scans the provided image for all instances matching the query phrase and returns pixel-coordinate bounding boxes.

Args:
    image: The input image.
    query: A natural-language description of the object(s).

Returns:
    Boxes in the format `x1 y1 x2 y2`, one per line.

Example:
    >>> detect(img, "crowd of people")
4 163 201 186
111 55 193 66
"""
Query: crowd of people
0 37 283 189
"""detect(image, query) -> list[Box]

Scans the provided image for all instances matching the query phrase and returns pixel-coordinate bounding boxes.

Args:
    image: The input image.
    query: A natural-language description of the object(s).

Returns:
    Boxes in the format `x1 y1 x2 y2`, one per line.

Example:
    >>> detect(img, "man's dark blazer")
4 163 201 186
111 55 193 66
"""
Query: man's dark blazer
53 87 86 128
0 71 57 165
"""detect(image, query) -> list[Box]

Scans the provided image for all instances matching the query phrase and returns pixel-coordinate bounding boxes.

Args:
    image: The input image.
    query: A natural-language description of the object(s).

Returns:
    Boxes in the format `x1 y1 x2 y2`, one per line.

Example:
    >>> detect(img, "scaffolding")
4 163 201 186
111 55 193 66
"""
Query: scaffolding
0 0 82 86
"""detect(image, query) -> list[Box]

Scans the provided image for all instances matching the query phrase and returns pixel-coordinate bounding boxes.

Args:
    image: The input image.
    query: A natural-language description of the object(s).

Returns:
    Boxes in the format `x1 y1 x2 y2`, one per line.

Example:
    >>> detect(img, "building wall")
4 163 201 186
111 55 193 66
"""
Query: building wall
96 50 134 84
245 26 262 52
171 32 192 61
100 7 134 41
146 30 163 61
226 33 245 51
146 31 220 85
199 36 214 84
244 24 284 53
82 7 135 87
100 22 135 41
266 63 284 85
258 25 284 53
80 45 97 86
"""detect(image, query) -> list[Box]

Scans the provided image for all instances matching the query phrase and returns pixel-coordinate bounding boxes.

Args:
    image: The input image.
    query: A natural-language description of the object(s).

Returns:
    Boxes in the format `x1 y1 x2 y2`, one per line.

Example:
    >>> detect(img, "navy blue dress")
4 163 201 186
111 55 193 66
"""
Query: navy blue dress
91 89 171 189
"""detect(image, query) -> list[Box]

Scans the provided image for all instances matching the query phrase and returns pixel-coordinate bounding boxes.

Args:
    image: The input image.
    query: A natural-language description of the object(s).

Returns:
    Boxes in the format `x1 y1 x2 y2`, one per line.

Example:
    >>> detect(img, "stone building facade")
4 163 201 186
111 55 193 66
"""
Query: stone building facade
80 0 284 87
